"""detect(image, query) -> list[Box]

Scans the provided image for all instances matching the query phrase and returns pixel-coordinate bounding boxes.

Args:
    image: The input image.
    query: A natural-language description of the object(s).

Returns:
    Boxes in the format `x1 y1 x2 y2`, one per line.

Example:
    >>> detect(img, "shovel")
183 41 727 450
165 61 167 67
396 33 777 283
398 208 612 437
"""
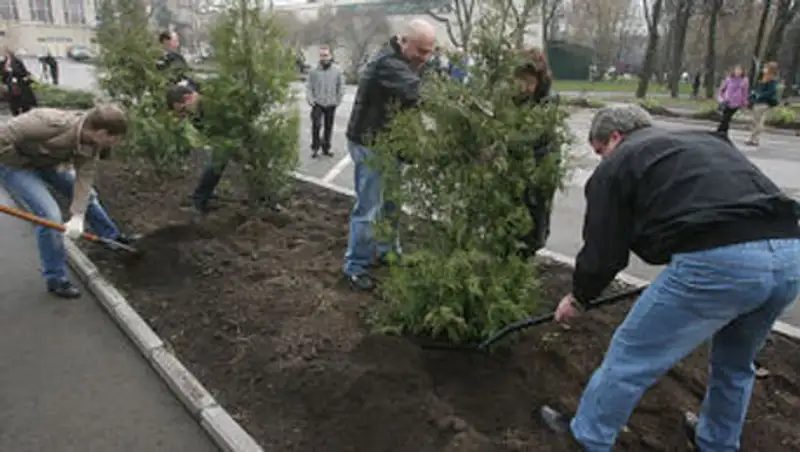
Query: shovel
419 286 647 352
0 204 140 255
478 286 647 349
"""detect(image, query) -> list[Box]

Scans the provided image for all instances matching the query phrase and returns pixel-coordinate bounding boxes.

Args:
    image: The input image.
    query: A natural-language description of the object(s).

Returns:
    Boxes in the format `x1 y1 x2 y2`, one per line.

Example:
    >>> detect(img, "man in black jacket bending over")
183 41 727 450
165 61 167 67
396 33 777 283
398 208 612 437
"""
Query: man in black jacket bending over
540 105 800 451
343 19 436 290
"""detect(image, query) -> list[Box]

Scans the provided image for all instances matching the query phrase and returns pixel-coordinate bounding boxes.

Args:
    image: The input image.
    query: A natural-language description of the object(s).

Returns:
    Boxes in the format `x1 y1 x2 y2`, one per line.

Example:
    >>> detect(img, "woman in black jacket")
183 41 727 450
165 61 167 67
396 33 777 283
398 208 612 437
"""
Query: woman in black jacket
2 49 38 116
512 48 561 259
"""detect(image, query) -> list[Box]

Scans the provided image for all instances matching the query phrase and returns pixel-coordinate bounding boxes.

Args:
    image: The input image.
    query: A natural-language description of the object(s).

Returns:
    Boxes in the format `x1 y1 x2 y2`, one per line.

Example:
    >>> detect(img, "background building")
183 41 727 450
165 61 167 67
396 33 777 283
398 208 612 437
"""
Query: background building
0 0 99 57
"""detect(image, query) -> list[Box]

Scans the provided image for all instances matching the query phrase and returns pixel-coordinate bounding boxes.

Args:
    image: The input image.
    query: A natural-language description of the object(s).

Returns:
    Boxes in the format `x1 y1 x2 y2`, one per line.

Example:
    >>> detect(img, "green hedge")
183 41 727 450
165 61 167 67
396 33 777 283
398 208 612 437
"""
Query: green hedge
34 84 96 109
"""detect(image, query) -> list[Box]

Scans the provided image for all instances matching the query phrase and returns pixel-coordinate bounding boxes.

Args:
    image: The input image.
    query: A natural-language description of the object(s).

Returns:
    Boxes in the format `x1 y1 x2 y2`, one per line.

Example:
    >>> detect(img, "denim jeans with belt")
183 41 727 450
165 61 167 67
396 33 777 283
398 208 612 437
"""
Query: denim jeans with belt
571 239 800 452
0 165 121 282
343 140 400 276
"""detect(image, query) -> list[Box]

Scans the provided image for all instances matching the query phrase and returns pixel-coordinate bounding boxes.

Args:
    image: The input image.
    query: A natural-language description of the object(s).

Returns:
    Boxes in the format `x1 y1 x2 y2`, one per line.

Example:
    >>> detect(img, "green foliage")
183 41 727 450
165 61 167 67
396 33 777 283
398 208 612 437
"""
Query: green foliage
563 96 606 109
200 0 299 205
95 0 166 104
94 0 188 173
767 106 798 125
366 12 572 345
33 84 95 109
117 93 199 172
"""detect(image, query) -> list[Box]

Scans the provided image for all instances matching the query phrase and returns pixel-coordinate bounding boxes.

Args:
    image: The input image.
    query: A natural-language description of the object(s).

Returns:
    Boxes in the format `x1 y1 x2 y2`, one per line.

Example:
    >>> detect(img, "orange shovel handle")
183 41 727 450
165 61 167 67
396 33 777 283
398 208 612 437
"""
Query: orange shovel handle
0 204 102 243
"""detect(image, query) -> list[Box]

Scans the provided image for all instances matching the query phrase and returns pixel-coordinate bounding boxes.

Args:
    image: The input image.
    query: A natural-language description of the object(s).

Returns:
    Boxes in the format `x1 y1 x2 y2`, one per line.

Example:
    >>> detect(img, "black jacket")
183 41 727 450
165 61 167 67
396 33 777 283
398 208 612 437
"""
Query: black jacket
346 36 422 146
573 127 800 304
157 50 200 92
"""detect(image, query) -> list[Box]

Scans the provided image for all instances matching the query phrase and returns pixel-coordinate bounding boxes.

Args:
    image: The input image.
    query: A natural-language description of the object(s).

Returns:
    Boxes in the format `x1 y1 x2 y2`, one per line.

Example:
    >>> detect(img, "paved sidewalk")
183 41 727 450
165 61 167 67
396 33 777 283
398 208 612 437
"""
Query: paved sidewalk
0 187 217 452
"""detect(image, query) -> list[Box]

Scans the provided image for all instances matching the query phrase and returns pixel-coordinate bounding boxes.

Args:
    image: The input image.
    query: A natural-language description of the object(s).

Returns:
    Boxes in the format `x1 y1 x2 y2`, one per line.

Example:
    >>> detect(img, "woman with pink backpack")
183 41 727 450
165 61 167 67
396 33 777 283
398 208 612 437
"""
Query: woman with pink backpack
716 65 749 137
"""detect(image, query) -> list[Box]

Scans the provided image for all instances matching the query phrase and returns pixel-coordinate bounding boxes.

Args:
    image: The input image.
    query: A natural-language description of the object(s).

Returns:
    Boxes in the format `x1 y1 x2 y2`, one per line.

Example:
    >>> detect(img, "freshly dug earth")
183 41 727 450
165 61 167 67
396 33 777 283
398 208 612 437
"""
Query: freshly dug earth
87 160 800 451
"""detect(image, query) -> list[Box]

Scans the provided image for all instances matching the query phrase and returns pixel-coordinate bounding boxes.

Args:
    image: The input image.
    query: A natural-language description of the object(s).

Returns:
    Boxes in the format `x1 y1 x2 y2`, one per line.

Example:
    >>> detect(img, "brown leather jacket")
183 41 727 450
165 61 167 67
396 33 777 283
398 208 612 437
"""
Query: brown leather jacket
0 108 99 218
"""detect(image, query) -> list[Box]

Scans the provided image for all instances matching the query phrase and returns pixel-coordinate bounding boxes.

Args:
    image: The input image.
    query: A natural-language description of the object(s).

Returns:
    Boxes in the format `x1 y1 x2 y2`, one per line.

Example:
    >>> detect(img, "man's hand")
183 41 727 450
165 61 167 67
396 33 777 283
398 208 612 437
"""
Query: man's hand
63 216 85 240
555 293 582 323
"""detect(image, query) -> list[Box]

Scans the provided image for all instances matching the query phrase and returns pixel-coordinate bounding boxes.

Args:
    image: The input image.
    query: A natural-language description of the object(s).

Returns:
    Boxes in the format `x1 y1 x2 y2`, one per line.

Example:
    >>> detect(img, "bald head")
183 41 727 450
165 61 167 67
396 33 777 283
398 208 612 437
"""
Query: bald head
400 19 436 70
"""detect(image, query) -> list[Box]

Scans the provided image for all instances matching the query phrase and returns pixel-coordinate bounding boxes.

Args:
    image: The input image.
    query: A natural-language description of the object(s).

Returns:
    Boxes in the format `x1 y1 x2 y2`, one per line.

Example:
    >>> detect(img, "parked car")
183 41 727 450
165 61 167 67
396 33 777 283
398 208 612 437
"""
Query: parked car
67 45 94 62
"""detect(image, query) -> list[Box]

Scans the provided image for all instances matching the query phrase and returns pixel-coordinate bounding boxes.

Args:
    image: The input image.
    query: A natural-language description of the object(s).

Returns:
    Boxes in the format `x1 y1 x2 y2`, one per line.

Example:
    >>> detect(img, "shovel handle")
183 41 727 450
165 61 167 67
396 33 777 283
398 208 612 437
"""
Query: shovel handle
478 286 647 349
0 204 103 244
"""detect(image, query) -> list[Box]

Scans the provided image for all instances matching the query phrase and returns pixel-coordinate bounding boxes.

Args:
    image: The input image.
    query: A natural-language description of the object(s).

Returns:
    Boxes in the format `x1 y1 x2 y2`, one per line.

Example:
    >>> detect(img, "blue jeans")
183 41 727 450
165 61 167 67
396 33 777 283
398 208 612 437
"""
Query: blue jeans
571 239 800 452
0 166 121 282
343 140 399 275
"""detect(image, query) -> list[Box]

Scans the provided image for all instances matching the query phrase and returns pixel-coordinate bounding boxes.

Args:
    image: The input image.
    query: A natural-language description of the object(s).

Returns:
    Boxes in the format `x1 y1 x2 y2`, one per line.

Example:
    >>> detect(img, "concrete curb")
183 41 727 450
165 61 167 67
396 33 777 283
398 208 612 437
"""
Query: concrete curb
64 240 263 452
292 172 800 342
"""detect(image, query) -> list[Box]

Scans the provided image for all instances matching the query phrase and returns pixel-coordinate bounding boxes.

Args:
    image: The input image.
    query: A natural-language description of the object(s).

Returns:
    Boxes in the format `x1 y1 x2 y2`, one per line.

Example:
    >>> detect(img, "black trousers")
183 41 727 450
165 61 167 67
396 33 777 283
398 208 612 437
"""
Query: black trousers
716 106 739 134
8 86 38 116
310 104 336 152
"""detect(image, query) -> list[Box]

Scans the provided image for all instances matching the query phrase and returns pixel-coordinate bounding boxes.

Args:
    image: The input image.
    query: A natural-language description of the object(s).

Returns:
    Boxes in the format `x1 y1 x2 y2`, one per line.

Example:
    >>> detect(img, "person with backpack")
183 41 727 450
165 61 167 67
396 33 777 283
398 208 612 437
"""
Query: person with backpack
716 65 749 137
745 61 779 147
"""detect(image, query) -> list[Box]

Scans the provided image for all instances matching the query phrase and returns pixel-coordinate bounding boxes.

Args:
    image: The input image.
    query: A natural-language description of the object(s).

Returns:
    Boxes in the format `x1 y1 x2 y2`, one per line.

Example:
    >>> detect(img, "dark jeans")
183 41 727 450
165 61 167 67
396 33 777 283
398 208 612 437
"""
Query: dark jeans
717 106 739 134
191 160 228 211
518 184 555 258
310 104 336 152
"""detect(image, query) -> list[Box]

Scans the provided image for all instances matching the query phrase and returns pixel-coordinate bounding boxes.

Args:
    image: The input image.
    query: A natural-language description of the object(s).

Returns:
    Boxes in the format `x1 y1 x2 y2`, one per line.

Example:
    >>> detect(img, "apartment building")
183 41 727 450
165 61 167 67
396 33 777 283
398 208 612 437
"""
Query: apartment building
0 0 101 57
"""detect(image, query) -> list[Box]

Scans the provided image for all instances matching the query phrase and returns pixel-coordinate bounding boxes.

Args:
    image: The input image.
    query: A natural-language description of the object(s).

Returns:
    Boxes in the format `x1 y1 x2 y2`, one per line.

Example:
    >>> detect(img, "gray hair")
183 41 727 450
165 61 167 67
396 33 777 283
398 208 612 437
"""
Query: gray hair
588 105 654 143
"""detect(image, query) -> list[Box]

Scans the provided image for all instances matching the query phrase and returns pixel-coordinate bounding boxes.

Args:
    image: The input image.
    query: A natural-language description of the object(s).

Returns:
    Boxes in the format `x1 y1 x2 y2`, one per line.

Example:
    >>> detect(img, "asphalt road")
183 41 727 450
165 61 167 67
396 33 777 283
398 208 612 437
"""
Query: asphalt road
46 59 800 327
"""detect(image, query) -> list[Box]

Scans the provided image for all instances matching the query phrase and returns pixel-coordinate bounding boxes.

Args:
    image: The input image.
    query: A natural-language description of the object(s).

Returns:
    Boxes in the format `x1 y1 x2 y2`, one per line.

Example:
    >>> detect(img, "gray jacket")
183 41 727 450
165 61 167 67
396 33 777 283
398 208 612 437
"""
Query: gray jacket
305 63 344 107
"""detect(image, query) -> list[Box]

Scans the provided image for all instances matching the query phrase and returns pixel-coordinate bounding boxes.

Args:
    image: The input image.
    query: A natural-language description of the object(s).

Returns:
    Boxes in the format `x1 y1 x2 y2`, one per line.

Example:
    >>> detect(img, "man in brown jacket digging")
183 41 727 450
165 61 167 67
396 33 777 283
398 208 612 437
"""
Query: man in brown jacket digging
0 106 136 298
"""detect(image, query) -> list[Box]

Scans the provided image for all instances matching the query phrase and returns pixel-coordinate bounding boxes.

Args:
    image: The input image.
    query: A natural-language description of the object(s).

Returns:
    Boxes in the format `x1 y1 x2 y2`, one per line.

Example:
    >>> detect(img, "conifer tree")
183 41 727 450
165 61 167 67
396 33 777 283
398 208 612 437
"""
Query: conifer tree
368 8 573 345
200 0 299 206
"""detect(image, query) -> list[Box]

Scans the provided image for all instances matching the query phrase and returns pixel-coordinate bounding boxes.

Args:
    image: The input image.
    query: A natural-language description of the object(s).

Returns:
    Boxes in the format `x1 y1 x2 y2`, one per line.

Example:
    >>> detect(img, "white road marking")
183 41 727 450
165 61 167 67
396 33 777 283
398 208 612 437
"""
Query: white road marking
321 154 353 183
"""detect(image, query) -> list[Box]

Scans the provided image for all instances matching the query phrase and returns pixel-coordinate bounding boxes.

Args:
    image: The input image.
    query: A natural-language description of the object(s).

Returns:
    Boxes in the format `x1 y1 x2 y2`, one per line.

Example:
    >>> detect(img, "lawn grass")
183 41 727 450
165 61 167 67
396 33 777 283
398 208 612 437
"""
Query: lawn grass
552 79 695 95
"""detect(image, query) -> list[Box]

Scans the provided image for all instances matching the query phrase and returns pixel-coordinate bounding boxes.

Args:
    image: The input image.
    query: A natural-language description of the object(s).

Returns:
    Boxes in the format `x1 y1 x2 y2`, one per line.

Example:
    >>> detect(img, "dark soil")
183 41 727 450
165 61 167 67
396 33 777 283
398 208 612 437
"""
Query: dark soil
87 160 800 452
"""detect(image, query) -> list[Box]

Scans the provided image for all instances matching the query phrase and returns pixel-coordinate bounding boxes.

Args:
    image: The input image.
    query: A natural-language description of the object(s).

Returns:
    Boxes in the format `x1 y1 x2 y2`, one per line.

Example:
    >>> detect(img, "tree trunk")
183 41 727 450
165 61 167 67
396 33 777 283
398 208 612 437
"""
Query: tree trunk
783 32 800 98
668 0 693 98
749 0 773 84
637 0 664 98
763 1 799 62
703 0 721 99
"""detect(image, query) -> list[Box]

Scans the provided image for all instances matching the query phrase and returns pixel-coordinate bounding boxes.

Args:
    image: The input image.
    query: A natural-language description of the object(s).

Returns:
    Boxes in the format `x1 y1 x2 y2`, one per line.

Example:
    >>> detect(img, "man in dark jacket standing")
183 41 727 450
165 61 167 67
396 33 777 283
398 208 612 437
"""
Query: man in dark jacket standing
343 19 436 290
157 31 199 92
540 105 800 451
306 45 344 158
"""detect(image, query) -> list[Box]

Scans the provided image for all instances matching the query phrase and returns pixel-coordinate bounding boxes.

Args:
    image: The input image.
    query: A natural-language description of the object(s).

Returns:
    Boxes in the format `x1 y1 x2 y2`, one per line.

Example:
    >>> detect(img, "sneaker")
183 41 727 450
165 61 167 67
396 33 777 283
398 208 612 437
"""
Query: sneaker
47 279 81 299
322 148 334 157
744 140 758 146
344 272 376 291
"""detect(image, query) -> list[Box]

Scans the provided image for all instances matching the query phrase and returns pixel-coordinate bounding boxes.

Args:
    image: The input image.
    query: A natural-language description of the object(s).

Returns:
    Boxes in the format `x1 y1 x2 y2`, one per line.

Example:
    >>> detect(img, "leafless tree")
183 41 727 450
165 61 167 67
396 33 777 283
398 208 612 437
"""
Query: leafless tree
564 0 638 70
763 0 800 61
541 0 564 44
701 0 724 98
427 0 480 51
666 0 696 98
637 0 665 98
333 8 392 73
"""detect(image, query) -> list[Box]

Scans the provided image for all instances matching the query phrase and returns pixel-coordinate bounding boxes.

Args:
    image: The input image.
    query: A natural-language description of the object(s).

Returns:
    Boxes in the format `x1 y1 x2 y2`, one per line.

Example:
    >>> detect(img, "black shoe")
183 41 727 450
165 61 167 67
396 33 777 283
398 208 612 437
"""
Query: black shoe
345 272 375 291
311 148 319 158
115 233 142 245
47 279 81 299
683 411 699 449
540 405 572 434
322 148 334 157
539 406 584 449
